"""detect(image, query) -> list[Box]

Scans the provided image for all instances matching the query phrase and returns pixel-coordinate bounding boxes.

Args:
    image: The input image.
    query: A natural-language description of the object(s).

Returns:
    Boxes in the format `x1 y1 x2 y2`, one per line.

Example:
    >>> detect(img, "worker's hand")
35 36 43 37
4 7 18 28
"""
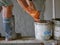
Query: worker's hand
30 10 40 22
26 7 40 22
0 6 2 12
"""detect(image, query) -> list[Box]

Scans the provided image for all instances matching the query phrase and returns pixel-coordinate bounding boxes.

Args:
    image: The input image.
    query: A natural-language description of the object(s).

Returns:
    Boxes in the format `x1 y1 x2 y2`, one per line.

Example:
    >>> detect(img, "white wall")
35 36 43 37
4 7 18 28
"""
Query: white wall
44 0 53 20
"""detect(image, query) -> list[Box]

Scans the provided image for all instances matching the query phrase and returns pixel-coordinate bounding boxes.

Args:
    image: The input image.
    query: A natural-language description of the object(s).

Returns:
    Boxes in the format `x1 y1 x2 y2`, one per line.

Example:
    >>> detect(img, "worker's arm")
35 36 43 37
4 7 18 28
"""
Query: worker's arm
17 0 40 22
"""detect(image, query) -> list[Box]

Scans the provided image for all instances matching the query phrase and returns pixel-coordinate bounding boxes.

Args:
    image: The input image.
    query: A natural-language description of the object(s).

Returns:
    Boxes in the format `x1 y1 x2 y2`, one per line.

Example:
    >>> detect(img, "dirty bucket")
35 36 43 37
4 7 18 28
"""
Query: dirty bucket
53 18 60 40
34 20 52 40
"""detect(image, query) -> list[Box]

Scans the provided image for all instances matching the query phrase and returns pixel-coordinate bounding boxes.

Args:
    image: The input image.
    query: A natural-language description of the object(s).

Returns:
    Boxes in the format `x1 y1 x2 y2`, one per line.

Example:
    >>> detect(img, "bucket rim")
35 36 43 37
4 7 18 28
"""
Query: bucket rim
34 20 51 24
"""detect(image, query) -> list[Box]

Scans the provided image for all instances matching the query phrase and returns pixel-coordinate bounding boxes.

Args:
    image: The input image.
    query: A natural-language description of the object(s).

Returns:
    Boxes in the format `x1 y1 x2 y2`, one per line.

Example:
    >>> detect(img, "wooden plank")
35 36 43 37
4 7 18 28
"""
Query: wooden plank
0 37 59 45
0 40 55 44
0 37 54 44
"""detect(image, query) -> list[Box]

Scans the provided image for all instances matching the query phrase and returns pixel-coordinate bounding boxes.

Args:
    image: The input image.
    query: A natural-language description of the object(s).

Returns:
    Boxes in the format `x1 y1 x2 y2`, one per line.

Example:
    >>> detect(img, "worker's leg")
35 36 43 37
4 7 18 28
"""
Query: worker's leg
2 5 13 40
